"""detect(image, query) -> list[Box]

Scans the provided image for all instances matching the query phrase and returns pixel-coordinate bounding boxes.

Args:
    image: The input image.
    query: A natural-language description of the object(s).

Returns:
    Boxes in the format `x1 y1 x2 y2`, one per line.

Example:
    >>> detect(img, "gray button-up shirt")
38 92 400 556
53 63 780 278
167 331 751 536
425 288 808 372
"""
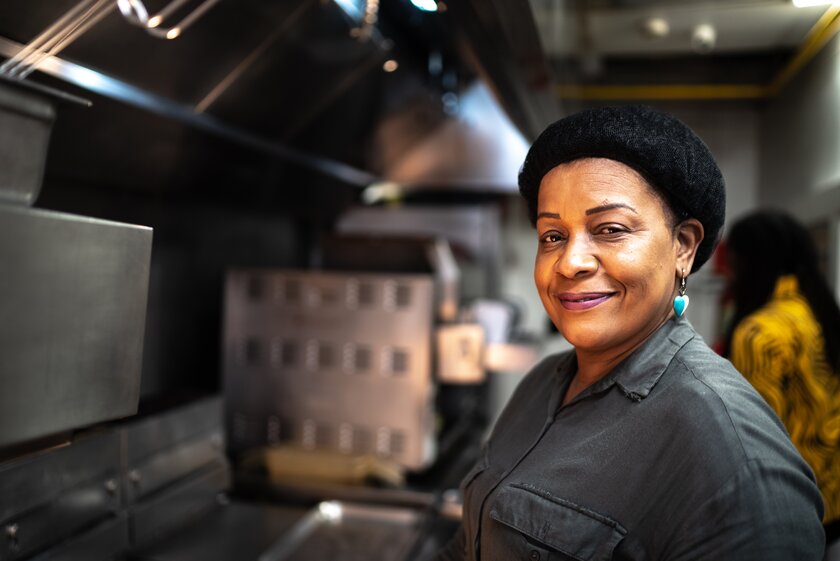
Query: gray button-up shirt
436 317 824 560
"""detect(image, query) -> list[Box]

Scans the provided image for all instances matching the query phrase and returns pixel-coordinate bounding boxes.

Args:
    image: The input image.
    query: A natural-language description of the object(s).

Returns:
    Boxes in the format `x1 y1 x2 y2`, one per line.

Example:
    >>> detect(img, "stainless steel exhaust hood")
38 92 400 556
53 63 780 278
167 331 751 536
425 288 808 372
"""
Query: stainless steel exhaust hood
372 81 531 194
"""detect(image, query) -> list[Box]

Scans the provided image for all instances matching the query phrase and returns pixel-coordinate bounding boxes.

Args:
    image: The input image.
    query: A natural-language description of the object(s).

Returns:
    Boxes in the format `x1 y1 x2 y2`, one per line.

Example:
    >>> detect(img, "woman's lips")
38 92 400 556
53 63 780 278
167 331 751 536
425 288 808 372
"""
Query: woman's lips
557 292 615 311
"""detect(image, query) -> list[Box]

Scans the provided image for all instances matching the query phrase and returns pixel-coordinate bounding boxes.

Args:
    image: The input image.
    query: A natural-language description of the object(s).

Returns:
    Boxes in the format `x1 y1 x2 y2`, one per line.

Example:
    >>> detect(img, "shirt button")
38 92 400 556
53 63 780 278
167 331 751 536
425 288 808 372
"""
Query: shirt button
529 550 540 561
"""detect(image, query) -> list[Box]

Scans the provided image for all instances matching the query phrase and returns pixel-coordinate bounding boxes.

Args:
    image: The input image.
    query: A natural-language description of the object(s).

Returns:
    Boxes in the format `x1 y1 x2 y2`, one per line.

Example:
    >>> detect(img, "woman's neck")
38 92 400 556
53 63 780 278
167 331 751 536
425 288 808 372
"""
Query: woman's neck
563 312 674 405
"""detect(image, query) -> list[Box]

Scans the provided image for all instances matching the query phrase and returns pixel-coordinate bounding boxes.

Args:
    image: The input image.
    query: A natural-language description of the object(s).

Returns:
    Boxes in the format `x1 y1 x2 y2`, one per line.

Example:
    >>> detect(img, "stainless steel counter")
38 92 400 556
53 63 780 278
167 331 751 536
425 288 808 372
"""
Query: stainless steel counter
128 498 459 561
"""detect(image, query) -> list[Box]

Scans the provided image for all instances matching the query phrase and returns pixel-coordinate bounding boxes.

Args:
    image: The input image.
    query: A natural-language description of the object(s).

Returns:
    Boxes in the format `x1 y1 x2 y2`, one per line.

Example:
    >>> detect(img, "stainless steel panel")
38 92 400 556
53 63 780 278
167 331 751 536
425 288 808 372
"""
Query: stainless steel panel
337 205 502 297
259 502 422 561
0 432 121 560
123 397 224 504
0 206 152 447
126 430 224 504
28 515 129 561
123 398 223 465
126 501 306 561
130 463 230 548
0 81 54 206
223 270 437 470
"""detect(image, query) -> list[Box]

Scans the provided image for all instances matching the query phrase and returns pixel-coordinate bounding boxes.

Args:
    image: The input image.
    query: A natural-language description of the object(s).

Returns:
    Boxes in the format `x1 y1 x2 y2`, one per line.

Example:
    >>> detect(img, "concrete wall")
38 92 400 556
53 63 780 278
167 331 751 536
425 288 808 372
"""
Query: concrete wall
759 34 840 294
760 34 840 220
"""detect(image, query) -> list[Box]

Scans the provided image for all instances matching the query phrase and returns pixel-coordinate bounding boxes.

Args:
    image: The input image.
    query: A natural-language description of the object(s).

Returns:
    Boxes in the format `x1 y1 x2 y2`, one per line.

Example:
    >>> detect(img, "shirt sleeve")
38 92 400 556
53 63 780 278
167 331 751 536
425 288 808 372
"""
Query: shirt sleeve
662 459 824 560
432 524 467 561
730 317 795 419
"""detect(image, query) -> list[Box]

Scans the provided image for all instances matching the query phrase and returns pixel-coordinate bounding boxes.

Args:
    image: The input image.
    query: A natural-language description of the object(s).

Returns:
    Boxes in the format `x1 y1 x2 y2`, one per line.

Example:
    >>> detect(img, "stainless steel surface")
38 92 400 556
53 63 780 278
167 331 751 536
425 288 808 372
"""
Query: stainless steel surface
28 515 129 561
0 205 152 447
126 432 225 504
128 501 307 561
376 82 531 192
0 431 121 560
426 239 459 323
0 34 377 187
337 205 502 298
130 463 230 548
258 502 422 561
121 397 229 546
0 81 54 206
124 398 222 465
224 270 437 470
123 397 224 504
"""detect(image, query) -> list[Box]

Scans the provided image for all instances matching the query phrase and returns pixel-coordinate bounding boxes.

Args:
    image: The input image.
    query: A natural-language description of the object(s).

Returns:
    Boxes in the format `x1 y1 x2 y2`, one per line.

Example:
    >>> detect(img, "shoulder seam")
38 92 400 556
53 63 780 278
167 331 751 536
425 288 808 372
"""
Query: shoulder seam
673 351 750 462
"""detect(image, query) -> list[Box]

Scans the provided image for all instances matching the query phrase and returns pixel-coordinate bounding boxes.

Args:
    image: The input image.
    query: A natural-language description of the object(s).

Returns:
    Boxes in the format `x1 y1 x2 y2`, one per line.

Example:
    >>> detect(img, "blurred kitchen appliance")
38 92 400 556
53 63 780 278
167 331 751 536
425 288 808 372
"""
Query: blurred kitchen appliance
223 269 438 471
0 397 226 561
436 323 485 384
0 204 152 448
0 79 152 450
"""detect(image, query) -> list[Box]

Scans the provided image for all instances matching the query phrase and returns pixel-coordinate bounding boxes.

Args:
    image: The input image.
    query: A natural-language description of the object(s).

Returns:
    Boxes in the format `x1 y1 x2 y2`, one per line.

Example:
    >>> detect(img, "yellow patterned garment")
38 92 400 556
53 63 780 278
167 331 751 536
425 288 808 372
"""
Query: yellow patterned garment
731 275 840 523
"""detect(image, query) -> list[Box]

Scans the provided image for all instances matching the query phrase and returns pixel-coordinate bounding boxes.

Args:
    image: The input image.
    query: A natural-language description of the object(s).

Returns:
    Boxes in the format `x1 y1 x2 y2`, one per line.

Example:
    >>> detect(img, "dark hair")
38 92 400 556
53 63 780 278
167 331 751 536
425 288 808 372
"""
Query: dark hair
723 210 840 372
518 105 725 273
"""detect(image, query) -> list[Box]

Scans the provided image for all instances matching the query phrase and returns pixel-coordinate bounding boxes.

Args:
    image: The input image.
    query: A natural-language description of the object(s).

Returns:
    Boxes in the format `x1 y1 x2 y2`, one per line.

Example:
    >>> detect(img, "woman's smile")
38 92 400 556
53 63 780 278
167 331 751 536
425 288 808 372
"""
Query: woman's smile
556 291 617 310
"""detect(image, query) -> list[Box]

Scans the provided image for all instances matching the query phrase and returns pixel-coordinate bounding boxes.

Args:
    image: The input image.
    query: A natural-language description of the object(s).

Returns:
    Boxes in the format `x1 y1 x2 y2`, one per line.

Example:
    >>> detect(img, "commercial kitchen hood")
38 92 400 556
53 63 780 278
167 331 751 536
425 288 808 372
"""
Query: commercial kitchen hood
0 0 557 202
373 81 531 193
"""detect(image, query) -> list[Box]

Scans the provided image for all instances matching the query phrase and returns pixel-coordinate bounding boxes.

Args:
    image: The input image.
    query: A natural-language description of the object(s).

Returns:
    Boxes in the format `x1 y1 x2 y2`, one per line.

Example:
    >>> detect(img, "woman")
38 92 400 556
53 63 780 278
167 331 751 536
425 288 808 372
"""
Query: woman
436 106 824 560
724 210 840 547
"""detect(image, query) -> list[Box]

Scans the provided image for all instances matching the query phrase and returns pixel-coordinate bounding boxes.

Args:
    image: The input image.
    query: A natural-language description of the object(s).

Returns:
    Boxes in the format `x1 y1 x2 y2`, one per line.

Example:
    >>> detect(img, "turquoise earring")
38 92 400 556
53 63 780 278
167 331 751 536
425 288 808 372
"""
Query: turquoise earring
673 269 689 317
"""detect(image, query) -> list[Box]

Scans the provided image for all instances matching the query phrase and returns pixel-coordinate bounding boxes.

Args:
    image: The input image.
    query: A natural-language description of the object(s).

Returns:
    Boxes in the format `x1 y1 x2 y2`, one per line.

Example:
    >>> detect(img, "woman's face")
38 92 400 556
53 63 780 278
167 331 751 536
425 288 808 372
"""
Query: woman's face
534 158 686 357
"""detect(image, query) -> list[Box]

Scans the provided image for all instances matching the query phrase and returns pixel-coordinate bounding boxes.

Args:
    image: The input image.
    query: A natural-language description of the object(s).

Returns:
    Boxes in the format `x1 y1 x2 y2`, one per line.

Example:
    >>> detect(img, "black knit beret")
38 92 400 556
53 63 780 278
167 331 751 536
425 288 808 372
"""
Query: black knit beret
518 105 725 273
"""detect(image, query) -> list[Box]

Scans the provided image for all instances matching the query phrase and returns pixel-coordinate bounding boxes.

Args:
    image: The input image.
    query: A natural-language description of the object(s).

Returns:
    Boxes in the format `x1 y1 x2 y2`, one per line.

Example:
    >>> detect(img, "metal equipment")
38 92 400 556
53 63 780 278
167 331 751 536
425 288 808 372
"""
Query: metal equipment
0 204 152 448
223 269 437 471
0 397 227 561
0 78 150 450
0 79 54 206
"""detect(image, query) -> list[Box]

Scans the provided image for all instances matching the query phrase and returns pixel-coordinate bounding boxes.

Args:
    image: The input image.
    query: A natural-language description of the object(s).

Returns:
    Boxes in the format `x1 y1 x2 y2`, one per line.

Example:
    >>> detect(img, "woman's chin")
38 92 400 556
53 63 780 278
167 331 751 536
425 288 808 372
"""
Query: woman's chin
559 329 613 353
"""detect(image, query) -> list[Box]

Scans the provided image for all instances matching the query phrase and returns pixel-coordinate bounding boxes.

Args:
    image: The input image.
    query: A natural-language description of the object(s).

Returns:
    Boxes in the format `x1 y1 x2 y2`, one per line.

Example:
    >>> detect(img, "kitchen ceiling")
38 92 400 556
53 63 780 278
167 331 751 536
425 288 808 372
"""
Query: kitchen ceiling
0 0 835 202
530 0 834 98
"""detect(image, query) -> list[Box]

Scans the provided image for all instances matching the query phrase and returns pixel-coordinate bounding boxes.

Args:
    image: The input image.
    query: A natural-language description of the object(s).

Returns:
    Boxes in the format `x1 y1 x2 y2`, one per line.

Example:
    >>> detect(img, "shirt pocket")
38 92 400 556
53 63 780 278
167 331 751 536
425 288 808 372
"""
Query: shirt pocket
489 482 627 561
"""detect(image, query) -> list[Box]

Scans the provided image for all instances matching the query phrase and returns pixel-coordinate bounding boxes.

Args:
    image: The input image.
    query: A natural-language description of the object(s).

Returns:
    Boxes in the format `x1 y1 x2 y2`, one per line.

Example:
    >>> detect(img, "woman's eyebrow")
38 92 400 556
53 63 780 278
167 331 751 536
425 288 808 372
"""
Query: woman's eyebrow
585 203 637 216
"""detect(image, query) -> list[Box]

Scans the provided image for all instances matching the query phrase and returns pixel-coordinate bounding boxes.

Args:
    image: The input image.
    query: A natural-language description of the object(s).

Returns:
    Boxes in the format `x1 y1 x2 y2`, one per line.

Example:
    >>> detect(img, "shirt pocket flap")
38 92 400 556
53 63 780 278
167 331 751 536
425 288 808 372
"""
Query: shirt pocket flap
490 483 626 561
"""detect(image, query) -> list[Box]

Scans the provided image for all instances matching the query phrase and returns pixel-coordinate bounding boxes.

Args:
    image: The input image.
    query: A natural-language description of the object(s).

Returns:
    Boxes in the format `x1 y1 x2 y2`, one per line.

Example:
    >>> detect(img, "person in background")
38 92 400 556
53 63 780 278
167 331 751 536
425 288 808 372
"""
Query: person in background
435 105 824 561
724 210 840 549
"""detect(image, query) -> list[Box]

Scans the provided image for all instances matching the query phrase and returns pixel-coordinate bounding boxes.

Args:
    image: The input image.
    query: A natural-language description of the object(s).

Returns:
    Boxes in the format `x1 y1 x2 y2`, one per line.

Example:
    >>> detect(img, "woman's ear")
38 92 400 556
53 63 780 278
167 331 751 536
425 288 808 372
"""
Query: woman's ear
675 218 704 274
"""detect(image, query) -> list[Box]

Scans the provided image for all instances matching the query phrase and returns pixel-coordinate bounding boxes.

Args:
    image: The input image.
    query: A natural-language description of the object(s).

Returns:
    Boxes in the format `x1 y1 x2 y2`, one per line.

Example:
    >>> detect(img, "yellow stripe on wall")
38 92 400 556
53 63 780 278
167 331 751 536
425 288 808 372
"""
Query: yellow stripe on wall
556 6 840 101
555 84 768 101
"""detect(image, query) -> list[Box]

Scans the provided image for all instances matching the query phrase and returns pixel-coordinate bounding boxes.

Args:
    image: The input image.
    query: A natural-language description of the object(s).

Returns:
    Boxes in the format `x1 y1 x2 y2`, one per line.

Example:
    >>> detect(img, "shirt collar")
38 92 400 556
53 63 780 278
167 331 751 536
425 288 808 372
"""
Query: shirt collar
566 316 698 404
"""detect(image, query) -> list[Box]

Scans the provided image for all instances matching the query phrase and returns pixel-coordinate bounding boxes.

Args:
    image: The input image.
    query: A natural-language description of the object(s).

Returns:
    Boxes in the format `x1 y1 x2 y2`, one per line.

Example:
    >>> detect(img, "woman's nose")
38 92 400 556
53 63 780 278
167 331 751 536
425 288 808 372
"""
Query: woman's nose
555 235 598 278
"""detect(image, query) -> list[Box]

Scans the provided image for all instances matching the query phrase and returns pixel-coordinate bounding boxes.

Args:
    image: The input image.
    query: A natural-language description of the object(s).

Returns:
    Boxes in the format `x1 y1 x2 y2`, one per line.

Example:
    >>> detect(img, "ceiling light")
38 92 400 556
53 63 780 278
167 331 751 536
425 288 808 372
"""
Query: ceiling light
792 0 840 7
641 17 670 39
410 0 438 12
691 23 716 53
383 59 399 72
147 15 162 28
165 27 181 39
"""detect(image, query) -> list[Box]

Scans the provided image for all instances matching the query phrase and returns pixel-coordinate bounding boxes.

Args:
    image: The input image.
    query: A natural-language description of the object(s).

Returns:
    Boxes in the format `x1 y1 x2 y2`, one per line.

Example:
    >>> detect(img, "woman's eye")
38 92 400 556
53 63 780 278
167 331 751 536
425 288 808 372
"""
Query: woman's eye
540 232 565 244
596 225 627 236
